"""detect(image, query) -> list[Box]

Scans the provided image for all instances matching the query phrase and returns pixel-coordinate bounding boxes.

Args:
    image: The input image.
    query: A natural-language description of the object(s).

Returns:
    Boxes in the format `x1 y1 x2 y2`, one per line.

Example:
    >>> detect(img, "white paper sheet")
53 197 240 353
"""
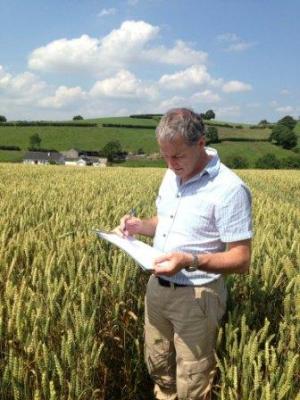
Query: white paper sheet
95 229 164 271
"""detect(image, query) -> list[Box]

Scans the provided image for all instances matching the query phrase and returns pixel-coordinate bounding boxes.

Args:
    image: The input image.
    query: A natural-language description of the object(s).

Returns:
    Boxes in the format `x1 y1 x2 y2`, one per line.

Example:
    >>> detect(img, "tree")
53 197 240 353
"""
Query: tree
102 140 122 162
259 119 269 125
73 115 84 120
280 129 297 149
206 126 219 143
137 147 145 155
269 124 297 149
277 115 297 130
203 110 215 120
269 124 288 144
0 115 7 123
29 133 42 150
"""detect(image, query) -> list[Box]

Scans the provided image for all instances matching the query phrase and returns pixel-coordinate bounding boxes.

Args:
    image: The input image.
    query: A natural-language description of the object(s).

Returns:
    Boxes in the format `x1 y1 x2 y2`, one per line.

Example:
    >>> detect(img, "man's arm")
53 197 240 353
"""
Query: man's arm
115 215 158 238
153 239 251 276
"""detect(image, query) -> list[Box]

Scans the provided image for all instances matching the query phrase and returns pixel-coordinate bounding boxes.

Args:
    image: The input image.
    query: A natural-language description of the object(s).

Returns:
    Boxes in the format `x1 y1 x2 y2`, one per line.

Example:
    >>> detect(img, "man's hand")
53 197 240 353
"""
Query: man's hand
114 214 143 237
153 252 193 276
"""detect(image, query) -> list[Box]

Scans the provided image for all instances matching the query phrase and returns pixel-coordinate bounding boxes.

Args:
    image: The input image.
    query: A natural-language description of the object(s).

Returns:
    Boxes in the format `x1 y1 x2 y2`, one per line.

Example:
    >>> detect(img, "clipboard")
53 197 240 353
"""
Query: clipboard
94 229 164 271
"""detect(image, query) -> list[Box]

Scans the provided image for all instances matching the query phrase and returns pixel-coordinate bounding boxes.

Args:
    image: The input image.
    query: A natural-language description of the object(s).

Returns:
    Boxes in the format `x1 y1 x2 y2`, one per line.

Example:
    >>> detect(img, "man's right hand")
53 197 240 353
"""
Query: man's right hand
114 215 143 238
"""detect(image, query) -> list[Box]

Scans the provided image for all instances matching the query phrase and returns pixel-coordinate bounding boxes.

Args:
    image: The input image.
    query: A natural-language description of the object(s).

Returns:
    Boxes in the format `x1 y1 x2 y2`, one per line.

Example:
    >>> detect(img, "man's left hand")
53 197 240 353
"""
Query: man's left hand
153 252 193 276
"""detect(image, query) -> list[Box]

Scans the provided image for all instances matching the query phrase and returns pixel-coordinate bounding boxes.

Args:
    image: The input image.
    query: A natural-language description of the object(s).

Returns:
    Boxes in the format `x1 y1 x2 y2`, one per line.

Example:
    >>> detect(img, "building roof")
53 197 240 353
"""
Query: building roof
23 151 64 161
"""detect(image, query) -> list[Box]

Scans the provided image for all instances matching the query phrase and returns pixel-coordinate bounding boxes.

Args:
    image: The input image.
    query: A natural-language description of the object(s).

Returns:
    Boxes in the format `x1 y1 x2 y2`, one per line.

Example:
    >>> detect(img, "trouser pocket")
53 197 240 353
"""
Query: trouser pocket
177 353 216 400
145 339 176 390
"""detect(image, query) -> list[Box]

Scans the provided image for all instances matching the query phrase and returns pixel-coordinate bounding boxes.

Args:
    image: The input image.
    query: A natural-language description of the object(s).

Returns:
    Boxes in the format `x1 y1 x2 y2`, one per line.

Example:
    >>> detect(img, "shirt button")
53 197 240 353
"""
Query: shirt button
163 234 166 237
170 215 174 218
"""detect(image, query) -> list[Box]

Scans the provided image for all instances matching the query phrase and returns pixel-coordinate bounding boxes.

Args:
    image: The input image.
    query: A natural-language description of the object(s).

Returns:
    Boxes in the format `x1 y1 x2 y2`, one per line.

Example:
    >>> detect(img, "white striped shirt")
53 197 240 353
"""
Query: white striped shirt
153 147 253 286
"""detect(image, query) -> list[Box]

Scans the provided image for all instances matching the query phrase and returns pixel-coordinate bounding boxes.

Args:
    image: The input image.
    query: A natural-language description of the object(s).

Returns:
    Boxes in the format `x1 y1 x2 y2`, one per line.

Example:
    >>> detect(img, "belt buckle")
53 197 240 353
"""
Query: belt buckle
170 282 176 289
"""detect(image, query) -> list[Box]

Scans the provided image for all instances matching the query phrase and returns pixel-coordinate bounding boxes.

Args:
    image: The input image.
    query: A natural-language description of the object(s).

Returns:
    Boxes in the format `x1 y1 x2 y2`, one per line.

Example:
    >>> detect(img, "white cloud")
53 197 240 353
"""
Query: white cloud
28 34 101 73
226 42 254 52
275 105 294 114
98 8 116 17
217 33 240 42
0 22 261 121
215 105 241 118
222 80 252 93
217 32 255 52
38 86 86 109
159 65 214 90
159 96 186 112
89 69 157 99
280 89 290 95
0 65 47 99
191 90 221 104
142 40 207 66
128 0 139 5
158 90 220 113
28 21 207 76
28 21 159 74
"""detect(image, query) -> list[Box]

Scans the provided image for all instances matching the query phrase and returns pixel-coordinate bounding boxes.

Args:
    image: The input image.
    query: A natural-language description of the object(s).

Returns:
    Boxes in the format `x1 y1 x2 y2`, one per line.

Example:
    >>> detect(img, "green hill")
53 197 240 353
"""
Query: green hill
0 117 299 167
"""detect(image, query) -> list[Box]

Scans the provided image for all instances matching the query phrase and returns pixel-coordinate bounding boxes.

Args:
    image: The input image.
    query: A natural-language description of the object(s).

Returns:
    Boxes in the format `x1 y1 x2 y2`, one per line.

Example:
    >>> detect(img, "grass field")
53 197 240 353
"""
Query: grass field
0 150 25 162
0 164 299 399
116 142 293 168
0 118 298 165
214 141 293 165
0 126 157 154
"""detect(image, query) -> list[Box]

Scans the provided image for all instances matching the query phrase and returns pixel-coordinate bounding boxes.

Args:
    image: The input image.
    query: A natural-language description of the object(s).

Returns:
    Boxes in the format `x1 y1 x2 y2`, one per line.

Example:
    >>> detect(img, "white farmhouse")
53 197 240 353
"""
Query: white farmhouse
23 151 64 165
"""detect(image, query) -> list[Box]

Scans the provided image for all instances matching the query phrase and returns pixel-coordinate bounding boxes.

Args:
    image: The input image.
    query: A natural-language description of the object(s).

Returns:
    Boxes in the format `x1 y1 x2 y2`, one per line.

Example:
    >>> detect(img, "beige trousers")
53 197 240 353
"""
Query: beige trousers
144 275 227 400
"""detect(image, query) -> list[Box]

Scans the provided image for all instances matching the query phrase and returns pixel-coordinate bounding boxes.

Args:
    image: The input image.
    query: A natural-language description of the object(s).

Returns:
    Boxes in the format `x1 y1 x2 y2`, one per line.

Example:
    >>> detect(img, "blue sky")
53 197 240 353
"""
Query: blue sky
0 0 299 122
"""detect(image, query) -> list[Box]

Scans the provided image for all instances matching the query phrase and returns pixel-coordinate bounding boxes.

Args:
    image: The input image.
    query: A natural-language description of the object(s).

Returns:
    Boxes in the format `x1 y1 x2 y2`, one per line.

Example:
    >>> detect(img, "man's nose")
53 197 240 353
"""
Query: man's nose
168 159 178 169
167 158 174 168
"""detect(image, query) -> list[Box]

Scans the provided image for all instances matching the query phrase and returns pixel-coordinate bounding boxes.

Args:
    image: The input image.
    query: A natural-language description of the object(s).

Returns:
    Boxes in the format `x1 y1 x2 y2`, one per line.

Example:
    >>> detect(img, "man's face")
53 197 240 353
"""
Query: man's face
159 134 206 182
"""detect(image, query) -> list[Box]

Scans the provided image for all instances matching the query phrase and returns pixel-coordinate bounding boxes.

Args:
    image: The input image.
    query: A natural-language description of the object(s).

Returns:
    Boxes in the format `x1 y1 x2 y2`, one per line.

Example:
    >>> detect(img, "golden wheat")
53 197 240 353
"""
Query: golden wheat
0 164 299 399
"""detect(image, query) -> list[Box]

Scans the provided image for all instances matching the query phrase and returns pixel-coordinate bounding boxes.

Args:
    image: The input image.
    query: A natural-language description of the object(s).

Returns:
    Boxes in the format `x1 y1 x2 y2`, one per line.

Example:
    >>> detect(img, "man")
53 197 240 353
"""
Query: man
117 108 252 400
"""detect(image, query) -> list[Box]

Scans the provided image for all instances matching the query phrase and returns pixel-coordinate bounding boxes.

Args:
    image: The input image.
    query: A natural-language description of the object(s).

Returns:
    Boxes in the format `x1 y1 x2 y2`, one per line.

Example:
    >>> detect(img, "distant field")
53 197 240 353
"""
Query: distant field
0 150 25 162
216 126 270 140
0 125 158 153
214 141 293 165
115 142 293 168
95 116 158 127
0 120 272 153
294 121 300 136
294 122 300 150
0 118 299 164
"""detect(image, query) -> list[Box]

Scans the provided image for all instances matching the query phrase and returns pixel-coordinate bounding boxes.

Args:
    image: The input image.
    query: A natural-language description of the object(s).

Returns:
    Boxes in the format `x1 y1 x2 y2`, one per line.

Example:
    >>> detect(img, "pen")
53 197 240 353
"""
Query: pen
129 208 137 217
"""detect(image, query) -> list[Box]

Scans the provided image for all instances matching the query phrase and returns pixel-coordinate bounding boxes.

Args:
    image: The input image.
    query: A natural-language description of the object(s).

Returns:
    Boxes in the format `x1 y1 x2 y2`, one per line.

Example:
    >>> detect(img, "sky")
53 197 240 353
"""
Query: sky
0 0 299 123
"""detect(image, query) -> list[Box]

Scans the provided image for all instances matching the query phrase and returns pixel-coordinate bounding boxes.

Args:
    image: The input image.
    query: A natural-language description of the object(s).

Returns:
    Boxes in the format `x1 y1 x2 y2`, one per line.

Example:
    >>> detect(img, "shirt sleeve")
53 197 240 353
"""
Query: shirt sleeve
215 183 253 243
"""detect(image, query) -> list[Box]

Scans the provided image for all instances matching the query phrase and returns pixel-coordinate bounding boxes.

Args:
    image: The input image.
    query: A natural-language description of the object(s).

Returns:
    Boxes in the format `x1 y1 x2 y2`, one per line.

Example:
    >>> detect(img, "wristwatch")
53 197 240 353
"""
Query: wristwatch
185 254 199 272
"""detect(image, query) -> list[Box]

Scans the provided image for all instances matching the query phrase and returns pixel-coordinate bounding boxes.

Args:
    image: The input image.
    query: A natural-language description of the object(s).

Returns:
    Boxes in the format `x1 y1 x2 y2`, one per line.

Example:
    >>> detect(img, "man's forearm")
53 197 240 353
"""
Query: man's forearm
195 252 249 274
139 216 158 237
192 242 251 274
153 240 251 277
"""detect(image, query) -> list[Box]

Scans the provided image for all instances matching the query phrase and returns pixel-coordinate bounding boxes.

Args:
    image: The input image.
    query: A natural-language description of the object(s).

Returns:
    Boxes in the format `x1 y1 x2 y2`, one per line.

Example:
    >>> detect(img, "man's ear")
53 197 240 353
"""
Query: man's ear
198 135 206 148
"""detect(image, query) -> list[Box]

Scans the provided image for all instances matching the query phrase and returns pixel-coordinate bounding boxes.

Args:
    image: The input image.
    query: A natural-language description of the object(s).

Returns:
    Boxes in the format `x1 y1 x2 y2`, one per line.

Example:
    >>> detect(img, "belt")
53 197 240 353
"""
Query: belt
157 277 188 288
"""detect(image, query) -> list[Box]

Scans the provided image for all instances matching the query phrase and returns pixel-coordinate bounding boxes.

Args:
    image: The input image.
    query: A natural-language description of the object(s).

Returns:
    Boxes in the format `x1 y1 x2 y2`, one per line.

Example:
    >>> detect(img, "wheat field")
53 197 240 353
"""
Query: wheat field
0 164 299 400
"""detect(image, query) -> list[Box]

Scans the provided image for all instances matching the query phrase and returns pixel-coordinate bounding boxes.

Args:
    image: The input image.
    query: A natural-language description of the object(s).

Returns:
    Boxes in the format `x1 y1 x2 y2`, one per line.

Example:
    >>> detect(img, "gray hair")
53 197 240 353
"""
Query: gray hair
156 108 205 145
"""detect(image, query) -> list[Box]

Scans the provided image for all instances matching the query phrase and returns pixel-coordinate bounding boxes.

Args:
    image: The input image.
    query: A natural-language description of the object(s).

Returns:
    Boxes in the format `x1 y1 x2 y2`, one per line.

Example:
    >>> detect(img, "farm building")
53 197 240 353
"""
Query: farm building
23 150 107 167
23 151 65 165
64 156 107 167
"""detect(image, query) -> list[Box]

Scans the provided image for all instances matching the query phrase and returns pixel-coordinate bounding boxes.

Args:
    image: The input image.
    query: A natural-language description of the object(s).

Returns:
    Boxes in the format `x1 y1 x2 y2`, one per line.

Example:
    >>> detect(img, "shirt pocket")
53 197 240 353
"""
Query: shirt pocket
174 198 215 237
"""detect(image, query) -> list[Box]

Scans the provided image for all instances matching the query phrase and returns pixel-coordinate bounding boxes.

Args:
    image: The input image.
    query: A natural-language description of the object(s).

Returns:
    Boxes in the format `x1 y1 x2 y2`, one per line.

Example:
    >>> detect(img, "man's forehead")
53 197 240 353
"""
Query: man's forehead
158 134 185 147
159 140 188 156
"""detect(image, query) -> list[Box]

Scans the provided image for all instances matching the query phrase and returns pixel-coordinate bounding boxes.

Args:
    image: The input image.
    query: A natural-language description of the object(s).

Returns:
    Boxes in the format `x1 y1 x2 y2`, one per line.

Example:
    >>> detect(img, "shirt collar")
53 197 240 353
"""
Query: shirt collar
204 147 220 178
